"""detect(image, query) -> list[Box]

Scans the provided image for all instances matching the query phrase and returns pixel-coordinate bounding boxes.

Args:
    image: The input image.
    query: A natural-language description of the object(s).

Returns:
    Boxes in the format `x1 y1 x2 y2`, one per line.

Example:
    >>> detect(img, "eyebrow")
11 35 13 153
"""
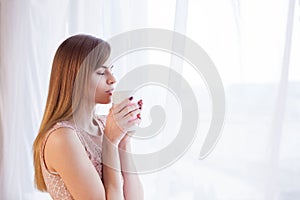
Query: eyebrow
99 65 114 69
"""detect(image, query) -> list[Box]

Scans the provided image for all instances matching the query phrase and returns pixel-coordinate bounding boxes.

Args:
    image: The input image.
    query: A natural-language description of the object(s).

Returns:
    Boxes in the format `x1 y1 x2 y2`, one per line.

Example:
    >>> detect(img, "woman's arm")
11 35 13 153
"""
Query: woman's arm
102 136 125 200
101 97 142 199
118 136 144 200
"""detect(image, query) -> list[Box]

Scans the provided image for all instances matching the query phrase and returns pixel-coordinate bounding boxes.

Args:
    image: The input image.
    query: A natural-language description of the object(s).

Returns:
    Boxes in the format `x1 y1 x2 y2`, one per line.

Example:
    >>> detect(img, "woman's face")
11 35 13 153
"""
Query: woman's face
90 65 116 104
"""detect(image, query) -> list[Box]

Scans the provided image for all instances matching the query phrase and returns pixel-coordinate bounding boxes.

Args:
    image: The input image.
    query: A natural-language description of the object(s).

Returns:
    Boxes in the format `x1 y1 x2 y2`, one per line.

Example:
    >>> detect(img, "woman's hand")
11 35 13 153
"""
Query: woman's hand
104 97 142 145
118 99 143 148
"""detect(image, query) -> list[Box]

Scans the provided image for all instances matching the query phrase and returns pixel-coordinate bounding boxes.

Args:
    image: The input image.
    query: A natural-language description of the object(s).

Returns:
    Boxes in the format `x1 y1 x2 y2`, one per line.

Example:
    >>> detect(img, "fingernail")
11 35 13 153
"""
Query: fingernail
138 100 143 106
139 106 142 109
129 96 133 101
137 113 141 119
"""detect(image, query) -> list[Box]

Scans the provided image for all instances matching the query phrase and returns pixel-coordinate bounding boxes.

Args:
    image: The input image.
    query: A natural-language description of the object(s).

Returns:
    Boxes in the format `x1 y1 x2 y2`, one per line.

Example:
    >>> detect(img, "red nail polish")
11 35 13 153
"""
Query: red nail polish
137 113 141 119
129 96 133 101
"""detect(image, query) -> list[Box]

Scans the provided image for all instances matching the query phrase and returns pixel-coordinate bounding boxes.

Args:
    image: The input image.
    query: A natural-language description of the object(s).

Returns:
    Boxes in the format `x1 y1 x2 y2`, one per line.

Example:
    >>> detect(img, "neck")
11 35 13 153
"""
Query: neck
71 103 99 135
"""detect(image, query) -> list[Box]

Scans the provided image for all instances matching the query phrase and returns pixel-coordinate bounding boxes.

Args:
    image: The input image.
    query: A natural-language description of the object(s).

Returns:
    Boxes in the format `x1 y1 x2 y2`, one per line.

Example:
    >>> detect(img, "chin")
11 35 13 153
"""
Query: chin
96 98 112 104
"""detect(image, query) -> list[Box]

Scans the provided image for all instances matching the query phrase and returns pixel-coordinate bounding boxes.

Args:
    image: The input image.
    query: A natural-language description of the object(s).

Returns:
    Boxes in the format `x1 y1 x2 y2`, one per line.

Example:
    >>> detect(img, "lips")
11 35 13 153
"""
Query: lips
106 89 114 93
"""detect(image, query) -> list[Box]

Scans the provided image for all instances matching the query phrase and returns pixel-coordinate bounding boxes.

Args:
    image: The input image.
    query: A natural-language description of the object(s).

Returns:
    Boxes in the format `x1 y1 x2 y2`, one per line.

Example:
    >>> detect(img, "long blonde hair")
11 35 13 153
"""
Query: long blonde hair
33 34 111 191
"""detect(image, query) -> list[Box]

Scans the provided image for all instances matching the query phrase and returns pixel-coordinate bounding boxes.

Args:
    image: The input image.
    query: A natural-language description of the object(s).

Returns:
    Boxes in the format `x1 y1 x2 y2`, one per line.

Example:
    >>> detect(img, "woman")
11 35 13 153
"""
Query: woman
33 34 144 200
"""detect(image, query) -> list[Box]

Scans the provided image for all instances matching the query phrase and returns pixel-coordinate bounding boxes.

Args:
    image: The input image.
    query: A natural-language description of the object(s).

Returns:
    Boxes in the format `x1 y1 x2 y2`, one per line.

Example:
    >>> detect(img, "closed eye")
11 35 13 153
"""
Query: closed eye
96 65 114 75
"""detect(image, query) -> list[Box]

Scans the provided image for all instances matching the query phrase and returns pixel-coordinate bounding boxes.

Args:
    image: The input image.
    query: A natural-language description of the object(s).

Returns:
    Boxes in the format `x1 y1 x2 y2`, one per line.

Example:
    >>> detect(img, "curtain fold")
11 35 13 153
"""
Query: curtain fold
265 0 296 199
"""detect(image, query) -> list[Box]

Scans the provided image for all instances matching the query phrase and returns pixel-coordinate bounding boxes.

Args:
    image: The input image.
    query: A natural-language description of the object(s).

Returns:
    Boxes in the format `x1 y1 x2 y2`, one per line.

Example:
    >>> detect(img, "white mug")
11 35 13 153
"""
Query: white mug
112 90 139 132
112 90 133 104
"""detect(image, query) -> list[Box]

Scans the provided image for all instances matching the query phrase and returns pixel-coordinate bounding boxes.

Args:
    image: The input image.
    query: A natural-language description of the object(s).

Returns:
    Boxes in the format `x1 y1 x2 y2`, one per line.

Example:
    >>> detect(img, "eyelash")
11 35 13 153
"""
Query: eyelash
97 71 114 76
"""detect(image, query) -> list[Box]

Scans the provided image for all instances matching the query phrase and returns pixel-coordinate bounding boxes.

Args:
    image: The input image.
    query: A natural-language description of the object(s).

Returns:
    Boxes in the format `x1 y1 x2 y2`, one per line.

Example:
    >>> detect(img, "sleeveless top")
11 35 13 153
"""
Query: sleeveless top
40 115 107 200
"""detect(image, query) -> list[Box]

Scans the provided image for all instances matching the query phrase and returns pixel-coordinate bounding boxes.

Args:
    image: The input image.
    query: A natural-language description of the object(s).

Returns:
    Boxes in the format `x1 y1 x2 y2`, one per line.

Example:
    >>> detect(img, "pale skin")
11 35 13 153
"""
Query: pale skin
44 65 144 200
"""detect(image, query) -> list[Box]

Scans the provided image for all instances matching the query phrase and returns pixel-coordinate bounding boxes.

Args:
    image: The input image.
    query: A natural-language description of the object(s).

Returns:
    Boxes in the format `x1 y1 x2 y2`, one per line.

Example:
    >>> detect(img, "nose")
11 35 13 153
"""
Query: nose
107 72 116 85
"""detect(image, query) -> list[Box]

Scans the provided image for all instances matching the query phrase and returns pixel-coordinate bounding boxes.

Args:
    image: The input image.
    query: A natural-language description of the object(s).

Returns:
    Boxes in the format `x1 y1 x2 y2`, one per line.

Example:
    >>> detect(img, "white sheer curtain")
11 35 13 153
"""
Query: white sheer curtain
1 0 299 199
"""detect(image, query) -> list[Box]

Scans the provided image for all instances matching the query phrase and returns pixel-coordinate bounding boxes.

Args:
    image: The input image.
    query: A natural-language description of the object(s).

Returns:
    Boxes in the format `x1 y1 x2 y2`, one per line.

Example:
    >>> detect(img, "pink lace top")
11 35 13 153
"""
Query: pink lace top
40 115 107 200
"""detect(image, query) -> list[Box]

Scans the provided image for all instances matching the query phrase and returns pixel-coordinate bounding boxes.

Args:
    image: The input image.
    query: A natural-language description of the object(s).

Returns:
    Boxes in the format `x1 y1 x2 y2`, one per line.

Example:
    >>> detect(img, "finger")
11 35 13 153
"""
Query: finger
119 103 139 118
128 117 141 126
124 109 141 122
113 96 133 114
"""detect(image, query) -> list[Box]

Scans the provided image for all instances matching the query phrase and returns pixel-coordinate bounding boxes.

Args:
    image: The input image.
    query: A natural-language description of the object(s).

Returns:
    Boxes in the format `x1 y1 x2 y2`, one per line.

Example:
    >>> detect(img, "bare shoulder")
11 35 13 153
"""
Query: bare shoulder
44 126 105 199
45 127 78 149
44 127 79 171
